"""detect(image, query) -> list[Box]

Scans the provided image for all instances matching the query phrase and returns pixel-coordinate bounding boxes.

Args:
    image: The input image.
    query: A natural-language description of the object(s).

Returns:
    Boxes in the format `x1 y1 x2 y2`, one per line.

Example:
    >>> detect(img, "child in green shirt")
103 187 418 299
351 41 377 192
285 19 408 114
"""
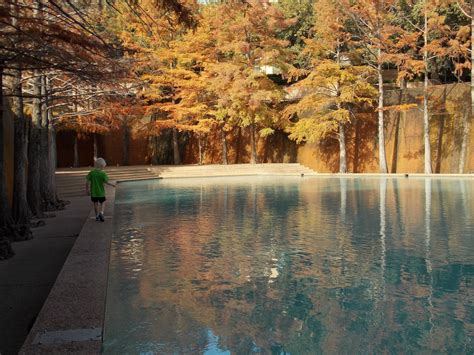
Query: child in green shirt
86 157 116 222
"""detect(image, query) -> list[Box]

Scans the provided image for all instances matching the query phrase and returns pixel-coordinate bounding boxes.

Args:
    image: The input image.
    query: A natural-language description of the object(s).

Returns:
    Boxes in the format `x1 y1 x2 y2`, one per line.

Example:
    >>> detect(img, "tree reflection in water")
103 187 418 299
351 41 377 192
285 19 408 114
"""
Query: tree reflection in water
103 177 474 354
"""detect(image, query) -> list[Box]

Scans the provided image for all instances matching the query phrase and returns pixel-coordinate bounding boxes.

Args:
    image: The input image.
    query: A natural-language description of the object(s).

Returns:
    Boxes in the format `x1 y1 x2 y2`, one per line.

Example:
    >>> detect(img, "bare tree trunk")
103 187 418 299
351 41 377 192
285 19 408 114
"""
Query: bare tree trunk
47 112 60 206
10 68 31 235
73 133 79 167
423 11 433 174
459 110 470 173
464 1 474 173
249 123 257 164
198 136 203 165
435 87 447 174
0 64 16 259
377 59 388 173
122 123 130 166
435 116 444 174
172 127 181 165
353 119 360 173
221 126 228 165
338 122 347 173
39 75 52 210
391 81 405 173
93 133 98 162
235 127 242 164
34 74 62 211
27 72 44 218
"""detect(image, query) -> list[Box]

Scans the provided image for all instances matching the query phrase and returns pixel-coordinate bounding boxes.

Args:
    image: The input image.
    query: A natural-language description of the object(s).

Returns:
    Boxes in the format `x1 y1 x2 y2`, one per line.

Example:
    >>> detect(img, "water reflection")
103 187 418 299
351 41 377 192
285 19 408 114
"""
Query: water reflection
103 177 474 354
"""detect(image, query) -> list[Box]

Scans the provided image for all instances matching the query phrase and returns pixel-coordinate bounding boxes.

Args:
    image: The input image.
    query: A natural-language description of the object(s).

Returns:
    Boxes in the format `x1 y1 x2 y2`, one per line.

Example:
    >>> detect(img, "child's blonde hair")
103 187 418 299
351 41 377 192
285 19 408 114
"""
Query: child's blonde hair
95 157 107 169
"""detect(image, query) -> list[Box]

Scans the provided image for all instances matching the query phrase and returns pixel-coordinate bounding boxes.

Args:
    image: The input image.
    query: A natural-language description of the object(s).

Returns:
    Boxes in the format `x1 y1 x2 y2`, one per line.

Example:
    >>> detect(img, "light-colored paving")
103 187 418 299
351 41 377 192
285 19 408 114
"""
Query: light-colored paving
150 163 318 178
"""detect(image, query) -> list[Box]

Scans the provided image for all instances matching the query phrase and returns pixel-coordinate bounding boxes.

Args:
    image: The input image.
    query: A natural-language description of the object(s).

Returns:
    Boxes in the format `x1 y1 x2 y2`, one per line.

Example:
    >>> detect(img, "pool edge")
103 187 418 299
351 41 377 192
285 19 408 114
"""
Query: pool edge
19 185 116 355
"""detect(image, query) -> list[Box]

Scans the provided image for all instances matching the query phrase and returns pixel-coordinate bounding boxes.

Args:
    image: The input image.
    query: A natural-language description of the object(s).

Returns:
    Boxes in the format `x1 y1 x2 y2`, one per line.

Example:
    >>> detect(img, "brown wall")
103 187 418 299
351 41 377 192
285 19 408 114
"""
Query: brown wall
182 128 298 165
299 84 474 173
100 128 149 166
56 84 473 173
56 130 149 167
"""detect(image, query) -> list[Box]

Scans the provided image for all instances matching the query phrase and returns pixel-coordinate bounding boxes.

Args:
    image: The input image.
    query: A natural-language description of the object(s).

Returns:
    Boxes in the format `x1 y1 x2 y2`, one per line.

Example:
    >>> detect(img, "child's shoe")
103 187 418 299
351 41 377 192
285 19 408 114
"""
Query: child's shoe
95 215 100 221
98 212 105 222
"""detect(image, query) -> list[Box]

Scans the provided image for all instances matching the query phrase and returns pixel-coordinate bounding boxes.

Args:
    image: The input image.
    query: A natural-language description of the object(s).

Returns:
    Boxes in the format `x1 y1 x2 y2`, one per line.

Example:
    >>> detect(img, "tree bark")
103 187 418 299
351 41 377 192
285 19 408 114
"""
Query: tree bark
464 1 474 173
391 81 406 174
435 116 444 174
122 123 130 166
235 127 242 164
93 133 98 162
377 58 388 173
338 122 347 173
27 72 44 218
221 126 228 165
198 136 203 165
39 75 53 211
249 123 257 164
34 74 62 211
0 63 16 259
434 87 447 174
459 110 470 173
47 111 60 205
353 119 360 173
73 134 79 167
172 127 181 165
423 10 433 174
10 68 32 238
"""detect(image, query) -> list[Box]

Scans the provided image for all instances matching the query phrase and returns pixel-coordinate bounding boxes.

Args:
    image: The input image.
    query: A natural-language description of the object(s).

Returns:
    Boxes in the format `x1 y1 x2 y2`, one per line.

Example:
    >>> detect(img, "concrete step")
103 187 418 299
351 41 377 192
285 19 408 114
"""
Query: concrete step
55 164 318 198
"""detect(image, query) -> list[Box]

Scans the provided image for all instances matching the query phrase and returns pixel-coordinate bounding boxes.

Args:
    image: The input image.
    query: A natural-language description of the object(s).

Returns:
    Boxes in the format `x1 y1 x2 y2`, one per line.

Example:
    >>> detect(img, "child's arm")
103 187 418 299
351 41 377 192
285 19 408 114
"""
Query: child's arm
85 180 90 195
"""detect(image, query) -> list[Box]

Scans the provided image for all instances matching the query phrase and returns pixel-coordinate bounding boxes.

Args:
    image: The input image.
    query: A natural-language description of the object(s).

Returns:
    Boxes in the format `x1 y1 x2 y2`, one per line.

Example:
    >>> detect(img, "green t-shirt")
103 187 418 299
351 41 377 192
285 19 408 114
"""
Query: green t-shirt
87 169 109 197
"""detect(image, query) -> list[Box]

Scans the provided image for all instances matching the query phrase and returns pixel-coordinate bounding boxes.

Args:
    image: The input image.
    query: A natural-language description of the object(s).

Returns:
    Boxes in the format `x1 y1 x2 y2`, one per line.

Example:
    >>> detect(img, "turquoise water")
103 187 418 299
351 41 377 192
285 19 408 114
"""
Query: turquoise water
103 176 474 354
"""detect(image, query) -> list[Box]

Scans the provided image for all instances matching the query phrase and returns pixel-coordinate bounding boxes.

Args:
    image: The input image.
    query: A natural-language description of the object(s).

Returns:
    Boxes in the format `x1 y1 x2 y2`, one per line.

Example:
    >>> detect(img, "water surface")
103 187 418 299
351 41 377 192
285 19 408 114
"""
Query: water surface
103 176 474 354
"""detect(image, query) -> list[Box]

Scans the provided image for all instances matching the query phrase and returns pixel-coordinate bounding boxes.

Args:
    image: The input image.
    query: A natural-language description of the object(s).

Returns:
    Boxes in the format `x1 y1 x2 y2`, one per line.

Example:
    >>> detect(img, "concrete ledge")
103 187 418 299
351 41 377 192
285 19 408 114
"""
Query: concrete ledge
20 187 115 354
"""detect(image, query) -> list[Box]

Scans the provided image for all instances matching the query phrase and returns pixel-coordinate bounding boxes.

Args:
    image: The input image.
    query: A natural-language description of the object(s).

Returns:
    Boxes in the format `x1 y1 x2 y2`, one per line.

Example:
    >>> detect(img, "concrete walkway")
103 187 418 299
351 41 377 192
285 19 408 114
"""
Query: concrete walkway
20 186 115 354
0 195 91 355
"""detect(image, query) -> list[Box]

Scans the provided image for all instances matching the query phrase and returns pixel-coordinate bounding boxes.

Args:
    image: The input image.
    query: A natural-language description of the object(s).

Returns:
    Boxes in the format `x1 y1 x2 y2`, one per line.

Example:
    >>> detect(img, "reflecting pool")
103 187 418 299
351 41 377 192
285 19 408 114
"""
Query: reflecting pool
103 176 474 354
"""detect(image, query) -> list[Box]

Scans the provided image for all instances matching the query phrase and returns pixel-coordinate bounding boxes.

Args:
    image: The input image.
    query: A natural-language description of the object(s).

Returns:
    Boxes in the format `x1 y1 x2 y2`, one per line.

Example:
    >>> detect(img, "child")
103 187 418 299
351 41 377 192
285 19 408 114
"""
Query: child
85 157 116 222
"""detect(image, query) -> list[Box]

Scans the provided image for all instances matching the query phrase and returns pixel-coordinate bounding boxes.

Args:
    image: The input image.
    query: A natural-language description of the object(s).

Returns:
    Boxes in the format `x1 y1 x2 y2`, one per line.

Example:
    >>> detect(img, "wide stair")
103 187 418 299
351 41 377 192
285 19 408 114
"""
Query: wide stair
150 163 317 178
56 166 157 199
56 163 316 199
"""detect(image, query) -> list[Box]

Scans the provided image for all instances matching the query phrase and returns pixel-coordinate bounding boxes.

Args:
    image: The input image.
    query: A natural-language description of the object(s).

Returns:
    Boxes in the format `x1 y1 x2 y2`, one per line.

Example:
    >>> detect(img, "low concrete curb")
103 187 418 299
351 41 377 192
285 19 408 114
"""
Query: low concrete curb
20 187 115 354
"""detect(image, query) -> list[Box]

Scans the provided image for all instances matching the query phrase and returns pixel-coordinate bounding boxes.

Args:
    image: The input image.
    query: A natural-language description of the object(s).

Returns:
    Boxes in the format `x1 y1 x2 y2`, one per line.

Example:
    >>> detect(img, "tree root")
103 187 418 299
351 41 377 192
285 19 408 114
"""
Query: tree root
43 199 67 212
10 223 33 241
0 222 33 260
0 237 14 260
30 220 46 228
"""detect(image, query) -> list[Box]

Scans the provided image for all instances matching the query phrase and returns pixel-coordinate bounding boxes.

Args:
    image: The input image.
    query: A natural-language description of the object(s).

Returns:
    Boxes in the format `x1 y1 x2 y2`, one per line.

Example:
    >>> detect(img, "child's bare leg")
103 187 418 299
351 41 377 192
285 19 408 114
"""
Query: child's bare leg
93 202 99 216
100 201 106 215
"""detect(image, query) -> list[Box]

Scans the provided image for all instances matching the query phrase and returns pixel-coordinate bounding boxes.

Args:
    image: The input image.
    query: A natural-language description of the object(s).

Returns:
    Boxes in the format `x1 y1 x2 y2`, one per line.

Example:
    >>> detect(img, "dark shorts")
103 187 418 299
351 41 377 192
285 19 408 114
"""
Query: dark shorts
91 196 106 203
